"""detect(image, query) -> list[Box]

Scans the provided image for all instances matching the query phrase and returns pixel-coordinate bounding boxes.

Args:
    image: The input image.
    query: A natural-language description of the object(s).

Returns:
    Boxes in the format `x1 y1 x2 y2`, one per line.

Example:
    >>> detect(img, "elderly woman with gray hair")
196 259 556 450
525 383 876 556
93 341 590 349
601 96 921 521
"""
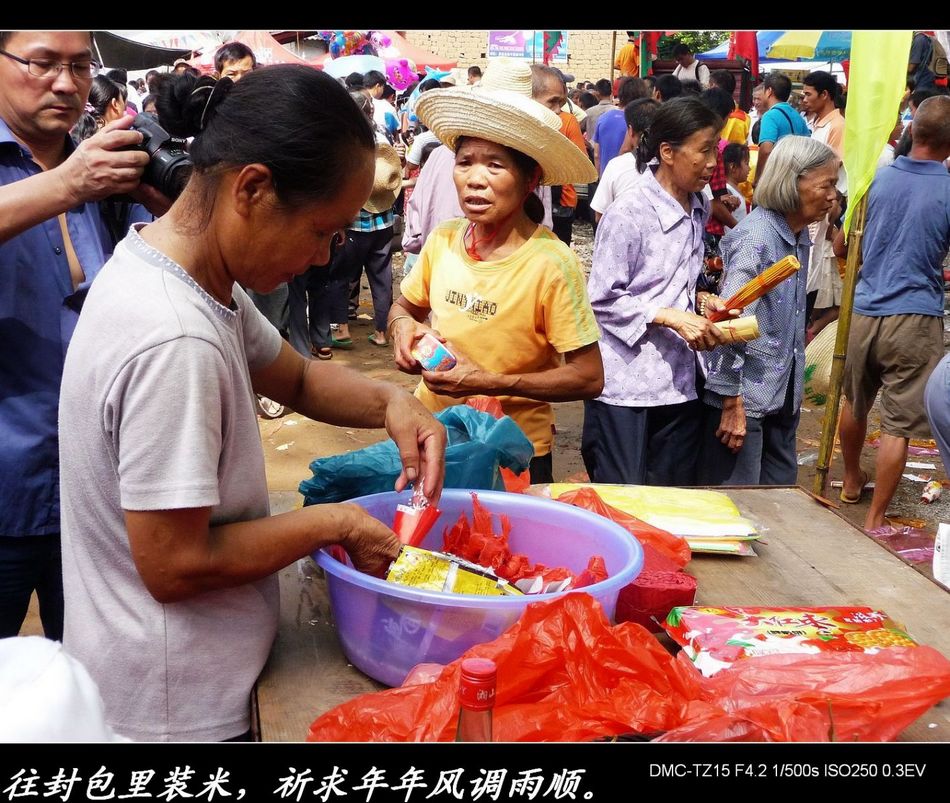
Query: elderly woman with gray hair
698 135 839 485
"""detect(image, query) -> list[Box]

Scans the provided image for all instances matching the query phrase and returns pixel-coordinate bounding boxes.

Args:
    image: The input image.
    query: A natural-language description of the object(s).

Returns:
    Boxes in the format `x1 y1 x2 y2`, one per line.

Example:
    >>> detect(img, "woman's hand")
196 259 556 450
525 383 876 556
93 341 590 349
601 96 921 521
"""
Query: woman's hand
421 347 495 398
721 194 742 212
383 391 446 503
704 295 743 321
655 308 727 351
391 316 444 375
338 503 402 577
716 396 747 453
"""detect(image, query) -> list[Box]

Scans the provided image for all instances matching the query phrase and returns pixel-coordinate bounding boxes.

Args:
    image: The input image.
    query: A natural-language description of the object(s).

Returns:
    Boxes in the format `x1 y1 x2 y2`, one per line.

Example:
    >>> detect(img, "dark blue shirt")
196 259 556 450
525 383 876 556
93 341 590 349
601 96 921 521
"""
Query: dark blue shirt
854 156 950 317
909 33 936 92
0 118 147 536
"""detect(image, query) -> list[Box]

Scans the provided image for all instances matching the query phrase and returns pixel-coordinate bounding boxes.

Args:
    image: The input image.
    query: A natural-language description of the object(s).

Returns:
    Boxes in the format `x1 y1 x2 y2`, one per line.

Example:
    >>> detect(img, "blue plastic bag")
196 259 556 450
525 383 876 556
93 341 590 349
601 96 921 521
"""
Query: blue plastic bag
298 405 534 505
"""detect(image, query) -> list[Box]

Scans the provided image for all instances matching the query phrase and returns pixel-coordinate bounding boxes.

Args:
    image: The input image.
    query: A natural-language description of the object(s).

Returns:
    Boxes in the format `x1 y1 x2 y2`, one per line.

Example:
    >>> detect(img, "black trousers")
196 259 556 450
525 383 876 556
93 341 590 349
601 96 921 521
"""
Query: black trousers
581 398 703 486
339 228 394 332
528 453 554 484
287 267 334 356
0 533 63 640
551 209 575 246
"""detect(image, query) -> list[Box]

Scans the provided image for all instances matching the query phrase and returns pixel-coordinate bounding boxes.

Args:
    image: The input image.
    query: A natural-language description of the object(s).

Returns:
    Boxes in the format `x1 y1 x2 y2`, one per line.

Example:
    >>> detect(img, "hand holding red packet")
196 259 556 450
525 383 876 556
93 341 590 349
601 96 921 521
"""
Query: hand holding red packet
392 487 442 547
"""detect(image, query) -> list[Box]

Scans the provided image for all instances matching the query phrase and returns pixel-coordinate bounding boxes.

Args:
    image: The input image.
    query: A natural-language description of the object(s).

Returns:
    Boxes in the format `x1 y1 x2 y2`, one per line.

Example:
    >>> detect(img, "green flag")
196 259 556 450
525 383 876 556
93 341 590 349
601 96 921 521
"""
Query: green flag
842 31 913 232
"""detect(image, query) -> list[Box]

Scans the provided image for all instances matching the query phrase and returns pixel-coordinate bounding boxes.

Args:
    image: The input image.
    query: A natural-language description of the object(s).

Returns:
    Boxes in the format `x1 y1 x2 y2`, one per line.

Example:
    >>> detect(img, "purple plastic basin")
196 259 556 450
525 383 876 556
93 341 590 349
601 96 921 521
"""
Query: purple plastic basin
313 489 643 687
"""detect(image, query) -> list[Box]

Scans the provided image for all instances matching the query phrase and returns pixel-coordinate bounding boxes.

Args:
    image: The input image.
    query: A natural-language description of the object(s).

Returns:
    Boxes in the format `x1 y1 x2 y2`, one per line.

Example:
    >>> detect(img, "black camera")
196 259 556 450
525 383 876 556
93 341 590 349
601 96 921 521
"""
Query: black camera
128 113 193 200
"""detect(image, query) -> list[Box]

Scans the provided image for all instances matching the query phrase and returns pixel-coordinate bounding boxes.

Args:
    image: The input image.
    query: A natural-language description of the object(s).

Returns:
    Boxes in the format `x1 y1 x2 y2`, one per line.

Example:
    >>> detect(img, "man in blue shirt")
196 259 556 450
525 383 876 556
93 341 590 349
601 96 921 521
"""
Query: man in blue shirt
592 76 648 176
753 73 811 187
0 31 152 640
838 96 950 533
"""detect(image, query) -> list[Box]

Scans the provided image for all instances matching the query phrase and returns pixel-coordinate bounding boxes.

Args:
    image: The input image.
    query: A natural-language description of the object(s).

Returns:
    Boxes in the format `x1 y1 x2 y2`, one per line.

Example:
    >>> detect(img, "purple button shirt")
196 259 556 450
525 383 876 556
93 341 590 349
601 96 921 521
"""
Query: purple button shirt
587 167 709 407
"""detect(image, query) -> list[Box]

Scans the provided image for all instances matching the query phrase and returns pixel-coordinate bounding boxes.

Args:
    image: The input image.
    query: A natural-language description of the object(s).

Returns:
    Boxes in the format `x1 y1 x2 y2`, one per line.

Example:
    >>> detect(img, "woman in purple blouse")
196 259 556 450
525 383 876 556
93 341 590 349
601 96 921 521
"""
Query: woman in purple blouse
583 97 738 485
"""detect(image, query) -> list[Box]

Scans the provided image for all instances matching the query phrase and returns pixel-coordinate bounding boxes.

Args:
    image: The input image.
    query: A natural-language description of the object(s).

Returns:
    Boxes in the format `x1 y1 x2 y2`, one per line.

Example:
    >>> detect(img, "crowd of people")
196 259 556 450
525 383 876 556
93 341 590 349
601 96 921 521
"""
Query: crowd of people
1 29 948 741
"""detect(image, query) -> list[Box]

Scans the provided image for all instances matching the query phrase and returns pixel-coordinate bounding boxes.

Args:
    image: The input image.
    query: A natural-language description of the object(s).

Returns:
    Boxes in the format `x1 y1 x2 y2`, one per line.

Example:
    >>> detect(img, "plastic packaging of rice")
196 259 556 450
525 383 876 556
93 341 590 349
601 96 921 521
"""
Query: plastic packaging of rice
663 605 918 676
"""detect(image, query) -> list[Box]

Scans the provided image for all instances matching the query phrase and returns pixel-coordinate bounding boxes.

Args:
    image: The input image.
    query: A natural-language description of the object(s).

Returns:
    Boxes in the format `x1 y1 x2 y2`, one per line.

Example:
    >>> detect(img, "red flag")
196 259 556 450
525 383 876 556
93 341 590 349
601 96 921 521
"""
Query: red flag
730 30 759 79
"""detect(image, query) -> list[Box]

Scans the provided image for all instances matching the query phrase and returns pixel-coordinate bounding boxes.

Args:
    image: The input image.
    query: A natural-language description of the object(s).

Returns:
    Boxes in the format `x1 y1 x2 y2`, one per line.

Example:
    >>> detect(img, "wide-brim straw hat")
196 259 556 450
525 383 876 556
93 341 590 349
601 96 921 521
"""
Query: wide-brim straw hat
415 86 598 186
364 142 403 214
480 57 533 96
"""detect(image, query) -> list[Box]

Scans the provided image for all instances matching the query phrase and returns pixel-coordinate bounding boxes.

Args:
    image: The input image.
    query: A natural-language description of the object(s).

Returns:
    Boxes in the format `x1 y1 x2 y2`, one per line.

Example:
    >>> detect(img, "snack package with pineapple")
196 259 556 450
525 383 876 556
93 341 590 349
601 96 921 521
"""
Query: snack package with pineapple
663 605 917 677
386 545 523 597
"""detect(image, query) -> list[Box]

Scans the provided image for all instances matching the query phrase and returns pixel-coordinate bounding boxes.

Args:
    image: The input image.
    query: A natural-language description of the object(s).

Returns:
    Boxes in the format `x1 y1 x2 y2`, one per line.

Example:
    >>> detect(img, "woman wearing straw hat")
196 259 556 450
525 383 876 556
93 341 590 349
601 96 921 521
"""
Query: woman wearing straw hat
387 85 602 483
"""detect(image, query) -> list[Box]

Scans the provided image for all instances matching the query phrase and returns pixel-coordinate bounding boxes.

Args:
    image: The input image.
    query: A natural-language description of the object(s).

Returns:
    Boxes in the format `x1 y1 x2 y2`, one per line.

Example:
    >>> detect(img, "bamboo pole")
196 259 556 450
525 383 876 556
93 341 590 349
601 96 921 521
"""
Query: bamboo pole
812 193 869 496
610 31 617 81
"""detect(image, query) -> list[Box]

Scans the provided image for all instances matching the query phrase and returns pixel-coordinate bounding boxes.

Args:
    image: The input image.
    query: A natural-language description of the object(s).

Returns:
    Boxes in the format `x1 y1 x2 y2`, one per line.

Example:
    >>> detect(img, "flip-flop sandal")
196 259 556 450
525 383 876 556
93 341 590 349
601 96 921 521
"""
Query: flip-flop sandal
865 524 899 537
367 334 389 347
331 337 354 350
312 346 333 360
839 471 872 504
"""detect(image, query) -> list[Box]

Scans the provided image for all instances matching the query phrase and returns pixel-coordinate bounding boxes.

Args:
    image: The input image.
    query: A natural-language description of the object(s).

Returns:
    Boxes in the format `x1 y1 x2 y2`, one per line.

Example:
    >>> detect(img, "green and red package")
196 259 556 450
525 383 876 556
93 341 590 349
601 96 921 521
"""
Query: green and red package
663 605 918 676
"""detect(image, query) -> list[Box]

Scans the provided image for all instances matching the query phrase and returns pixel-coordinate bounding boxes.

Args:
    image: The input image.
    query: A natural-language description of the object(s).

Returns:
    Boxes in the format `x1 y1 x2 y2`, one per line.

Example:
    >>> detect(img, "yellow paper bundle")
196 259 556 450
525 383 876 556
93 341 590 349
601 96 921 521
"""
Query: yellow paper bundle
714 315 759 344
709 255 801 322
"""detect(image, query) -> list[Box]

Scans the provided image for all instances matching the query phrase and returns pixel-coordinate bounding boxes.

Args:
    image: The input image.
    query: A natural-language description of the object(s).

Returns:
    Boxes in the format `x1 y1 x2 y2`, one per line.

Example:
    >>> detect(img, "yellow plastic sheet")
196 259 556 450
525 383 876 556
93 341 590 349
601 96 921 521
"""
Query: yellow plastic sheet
547 483 758 538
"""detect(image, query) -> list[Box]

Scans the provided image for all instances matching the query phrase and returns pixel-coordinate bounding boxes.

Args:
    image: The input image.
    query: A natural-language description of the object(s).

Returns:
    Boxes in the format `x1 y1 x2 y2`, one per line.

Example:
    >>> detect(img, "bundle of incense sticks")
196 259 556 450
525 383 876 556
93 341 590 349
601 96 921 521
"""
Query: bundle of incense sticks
714 315 759 344
708 255 801 322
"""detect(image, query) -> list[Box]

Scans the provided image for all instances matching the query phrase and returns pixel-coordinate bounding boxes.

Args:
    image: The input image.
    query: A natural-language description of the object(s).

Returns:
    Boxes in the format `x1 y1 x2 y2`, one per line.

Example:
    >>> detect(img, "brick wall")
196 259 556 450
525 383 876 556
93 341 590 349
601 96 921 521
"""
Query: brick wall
405 30 625 84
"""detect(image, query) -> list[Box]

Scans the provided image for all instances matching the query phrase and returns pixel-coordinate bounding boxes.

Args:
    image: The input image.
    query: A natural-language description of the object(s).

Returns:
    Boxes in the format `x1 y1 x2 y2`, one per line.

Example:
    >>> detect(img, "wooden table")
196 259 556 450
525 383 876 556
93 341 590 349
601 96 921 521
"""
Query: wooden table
255 487 950 741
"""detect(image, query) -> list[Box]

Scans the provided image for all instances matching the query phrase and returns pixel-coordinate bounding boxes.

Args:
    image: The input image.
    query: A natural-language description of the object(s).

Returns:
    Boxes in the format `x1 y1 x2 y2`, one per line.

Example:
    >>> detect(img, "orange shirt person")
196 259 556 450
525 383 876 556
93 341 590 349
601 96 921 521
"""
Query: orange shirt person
615 32 640 77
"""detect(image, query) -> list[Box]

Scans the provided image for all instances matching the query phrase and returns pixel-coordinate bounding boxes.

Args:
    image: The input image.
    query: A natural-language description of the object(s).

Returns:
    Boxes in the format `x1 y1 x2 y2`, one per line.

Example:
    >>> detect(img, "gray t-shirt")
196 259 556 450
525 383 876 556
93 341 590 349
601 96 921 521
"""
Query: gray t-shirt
60 224 283 741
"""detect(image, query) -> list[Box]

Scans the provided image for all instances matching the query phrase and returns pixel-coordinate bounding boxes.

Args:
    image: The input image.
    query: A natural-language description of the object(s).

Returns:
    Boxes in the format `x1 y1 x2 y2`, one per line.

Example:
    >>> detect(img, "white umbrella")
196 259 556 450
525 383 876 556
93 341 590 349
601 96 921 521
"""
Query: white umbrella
322 54 385 79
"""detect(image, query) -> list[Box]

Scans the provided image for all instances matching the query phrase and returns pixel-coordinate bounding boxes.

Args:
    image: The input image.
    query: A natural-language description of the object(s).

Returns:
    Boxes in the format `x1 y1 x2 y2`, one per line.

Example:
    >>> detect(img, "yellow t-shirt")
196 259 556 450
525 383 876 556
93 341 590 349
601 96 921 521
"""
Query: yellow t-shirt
400 219 600 456
721 107 750 145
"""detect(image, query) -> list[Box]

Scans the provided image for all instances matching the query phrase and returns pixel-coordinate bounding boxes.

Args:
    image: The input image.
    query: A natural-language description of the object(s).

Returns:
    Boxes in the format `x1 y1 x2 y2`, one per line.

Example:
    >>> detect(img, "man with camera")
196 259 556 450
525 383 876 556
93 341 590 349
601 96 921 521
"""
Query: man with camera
0 31 166 642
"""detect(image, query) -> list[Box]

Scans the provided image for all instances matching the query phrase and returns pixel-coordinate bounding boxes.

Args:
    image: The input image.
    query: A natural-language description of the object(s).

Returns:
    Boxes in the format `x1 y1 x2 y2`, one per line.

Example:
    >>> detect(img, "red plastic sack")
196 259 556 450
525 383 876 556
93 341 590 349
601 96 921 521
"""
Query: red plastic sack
555 487 691 568
657 647 950 742
308 594 711 742
307 594 950 742
465 397 530 493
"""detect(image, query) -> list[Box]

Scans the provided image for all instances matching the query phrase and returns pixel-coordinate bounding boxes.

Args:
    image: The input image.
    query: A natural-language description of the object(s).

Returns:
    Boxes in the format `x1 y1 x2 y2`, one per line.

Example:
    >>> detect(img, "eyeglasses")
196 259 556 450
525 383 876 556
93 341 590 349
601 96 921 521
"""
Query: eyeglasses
0 48 100 81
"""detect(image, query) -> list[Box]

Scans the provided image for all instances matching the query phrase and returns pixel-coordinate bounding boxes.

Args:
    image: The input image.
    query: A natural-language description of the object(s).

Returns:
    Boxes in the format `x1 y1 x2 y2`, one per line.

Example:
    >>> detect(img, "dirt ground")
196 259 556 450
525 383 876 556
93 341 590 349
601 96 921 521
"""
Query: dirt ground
20 220 946 635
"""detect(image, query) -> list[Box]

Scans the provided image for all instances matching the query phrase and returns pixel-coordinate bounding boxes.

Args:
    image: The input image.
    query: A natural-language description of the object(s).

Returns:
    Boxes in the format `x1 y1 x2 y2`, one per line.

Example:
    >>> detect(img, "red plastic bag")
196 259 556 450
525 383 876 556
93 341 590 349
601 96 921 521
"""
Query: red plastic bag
308 594 711 742
658 647 950 742
555 487 691 568
465 397 530 493
307 594 950 742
